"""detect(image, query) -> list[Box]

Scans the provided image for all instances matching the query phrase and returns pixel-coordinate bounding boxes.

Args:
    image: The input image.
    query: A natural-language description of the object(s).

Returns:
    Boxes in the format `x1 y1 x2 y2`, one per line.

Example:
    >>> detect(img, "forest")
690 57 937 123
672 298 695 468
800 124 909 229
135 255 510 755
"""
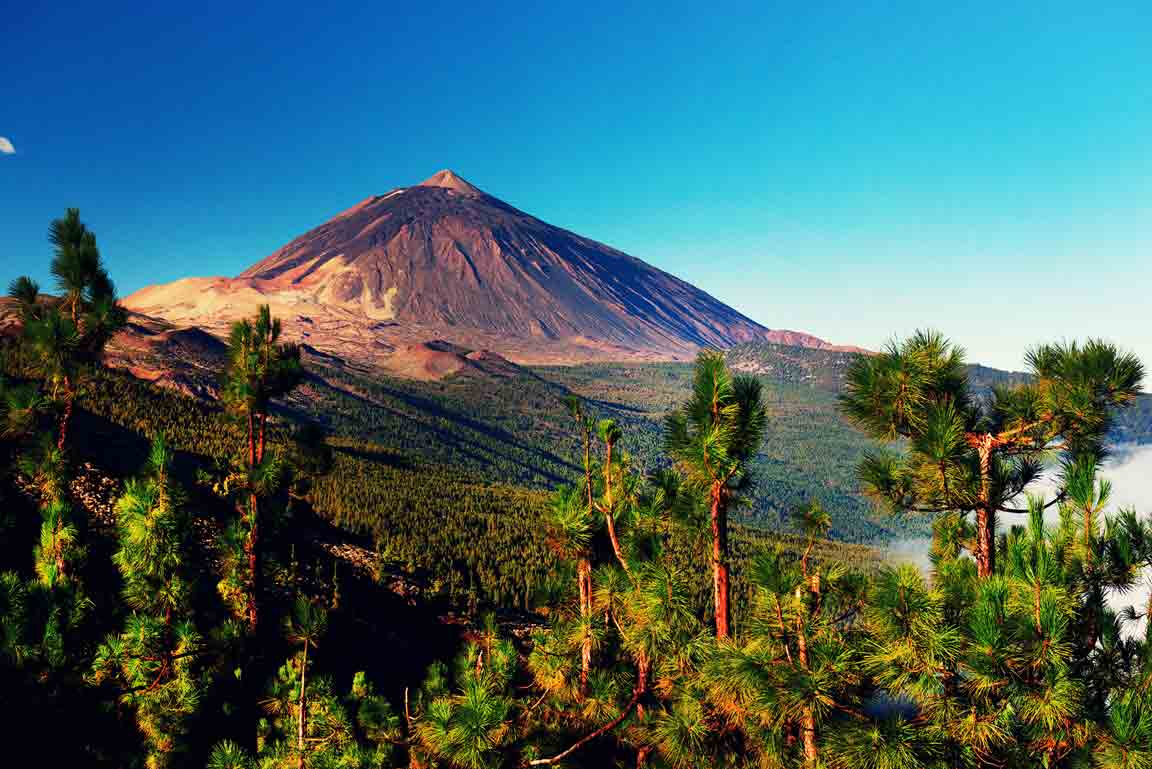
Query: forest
2 210 1152 769
299 356 919 545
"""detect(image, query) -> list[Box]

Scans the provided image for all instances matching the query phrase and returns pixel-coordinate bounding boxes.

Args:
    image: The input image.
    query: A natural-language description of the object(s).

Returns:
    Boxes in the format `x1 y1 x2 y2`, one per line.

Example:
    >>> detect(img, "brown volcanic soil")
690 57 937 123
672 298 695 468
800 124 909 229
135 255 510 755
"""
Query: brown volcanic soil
387 341 524 382
0 299 228 397
0 297 525 394
124 170 853 366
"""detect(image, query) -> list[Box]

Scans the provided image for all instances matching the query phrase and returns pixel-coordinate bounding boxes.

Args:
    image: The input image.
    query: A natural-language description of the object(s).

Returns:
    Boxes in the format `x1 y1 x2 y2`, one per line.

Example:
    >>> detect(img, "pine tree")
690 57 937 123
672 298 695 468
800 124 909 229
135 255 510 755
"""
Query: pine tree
6 276 41 318
860 467 1152 768
528 414 708 767
698 501 870 768
840 331 1143 578
10 209 125 451
20 437 83 589
89 436 204 769
414 616 519 769
560 396 599 696
214 627 399 769
284 597 327 769
219 304 303 631
665 350 767 639
544 483 598 698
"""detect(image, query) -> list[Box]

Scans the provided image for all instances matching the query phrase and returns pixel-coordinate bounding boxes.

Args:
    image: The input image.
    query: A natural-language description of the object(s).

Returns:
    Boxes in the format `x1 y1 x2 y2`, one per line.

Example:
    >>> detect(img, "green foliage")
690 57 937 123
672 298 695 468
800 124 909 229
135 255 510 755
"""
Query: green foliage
6 227 1152 769
10 208 126 448
214 303 305 630
245 597 398 769
841 329 1145 575
413 626 519 769
665 350 768 637
664 350 767 499
542 362 913 542
88 436 205 769
222 304 303 427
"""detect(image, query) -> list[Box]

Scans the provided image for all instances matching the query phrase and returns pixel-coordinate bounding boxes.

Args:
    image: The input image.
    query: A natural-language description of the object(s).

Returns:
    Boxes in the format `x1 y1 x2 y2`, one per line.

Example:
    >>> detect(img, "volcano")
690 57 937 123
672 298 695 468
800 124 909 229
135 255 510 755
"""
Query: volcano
125 170 849 365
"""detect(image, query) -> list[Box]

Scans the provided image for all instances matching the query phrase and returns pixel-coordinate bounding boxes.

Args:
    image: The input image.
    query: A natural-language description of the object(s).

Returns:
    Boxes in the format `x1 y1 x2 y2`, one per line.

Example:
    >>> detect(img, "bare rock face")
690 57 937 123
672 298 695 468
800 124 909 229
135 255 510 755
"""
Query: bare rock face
125 170 849 366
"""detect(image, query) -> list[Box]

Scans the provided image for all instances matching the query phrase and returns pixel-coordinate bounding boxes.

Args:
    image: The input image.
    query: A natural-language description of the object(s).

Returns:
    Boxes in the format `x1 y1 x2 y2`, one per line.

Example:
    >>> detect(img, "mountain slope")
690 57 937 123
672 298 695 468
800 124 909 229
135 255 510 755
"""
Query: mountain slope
125 170 852 365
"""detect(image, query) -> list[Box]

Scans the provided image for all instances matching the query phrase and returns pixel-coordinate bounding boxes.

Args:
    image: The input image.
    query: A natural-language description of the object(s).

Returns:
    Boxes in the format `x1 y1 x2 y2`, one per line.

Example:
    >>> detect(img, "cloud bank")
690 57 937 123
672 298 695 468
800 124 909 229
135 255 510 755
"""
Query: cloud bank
0 137 14 154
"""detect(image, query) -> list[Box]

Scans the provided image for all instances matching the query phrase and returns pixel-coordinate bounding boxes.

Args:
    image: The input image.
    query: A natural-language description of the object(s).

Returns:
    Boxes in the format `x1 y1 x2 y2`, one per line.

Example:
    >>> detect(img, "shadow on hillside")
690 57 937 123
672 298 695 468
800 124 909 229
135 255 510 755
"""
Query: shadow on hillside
310 374 580 484
330 442 415 468
287 508 469 706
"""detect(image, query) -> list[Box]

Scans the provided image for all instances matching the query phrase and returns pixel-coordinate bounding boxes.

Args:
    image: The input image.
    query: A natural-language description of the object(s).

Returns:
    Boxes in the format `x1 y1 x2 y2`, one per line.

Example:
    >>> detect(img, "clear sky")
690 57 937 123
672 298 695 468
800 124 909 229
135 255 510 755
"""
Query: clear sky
2 1 1150 371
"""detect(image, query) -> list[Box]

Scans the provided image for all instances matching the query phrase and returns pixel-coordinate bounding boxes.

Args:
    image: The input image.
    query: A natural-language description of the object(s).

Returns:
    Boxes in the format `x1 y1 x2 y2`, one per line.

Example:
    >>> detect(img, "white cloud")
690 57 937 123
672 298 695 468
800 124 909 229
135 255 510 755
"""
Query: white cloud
0 137 14 154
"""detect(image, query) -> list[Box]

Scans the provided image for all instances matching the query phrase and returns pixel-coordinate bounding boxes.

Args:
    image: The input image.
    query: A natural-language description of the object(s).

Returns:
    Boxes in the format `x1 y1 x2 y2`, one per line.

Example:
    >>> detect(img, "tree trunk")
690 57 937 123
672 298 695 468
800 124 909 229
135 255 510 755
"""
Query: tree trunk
602 438 630 572
529 657 648 766
297 637 308 769
975 434 996 578
578 556 592 697
247 493 260 632
258 412 267 464
605 515 628 572
975 506 994 579
800 708 818 766
711 483 731 640
795 586 817 766
57 378 73 452
247 411 256 469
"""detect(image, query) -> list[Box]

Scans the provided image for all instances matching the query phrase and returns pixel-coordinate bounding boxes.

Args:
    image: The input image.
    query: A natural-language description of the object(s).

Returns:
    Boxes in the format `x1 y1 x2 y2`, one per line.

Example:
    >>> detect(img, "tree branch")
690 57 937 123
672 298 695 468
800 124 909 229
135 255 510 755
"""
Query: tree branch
528 669 645 765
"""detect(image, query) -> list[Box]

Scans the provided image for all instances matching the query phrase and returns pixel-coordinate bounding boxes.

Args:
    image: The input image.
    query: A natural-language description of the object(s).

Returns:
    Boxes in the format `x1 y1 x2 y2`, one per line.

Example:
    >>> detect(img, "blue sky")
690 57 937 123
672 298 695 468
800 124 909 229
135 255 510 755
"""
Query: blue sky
2 1 1150 370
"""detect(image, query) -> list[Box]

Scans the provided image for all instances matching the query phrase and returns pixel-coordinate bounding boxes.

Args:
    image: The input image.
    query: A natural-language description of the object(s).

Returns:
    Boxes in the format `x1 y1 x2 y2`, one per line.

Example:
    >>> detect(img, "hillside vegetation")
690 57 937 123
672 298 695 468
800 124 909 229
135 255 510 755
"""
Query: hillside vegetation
3 209 1151 769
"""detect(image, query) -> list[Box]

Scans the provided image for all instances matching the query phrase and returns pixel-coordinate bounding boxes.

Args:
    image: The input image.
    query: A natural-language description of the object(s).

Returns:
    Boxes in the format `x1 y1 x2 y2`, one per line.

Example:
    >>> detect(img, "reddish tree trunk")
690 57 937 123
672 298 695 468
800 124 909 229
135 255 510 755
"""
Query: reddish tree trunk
605 516 628 572
711 483 731 639
247 412 256 468
975 507 994 579
975 433 996 578
258 412 267 464
578 556 592 696
57 376 73 452
247 493 260 631
800 708 818 765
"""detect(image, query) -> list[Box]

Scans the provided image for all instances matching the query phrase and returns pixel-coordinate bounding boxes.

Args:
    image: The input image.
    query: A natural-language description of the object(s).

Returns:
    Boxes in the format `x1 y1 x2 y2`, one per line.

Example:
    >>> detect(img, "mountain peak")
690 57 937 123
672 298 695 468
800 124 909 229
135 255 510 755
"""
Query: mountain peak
126 169 807 365
418 169 484 197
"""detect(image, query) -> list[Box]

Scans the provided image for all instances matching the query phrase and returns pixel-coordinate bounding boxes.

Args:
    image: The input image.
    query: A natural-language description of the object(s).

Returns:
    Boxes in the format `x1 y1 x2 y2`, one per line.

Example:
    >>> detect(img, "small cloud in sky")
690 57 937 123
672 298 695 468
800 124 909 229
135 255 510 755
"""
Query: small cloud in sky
0 137 14 154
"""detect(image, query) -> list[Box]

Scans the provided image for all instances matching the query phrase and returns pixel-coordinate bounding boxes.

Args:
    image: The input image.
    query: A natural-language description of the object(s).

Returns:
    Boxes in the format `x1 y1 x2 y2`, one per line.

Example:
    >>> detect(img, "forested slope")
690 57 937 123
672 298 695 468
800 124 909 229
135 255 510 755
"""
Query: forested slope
33 361 876 616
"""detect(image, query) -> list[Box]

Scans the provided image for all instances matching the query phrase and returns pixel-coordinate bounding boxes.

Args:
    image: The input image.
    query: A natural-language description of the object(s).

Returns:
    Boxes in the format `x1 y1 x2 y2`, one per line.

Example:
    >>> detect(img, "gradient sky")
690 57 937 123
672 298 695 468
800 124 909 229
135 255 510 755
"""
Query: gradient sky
2 1 1150 371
